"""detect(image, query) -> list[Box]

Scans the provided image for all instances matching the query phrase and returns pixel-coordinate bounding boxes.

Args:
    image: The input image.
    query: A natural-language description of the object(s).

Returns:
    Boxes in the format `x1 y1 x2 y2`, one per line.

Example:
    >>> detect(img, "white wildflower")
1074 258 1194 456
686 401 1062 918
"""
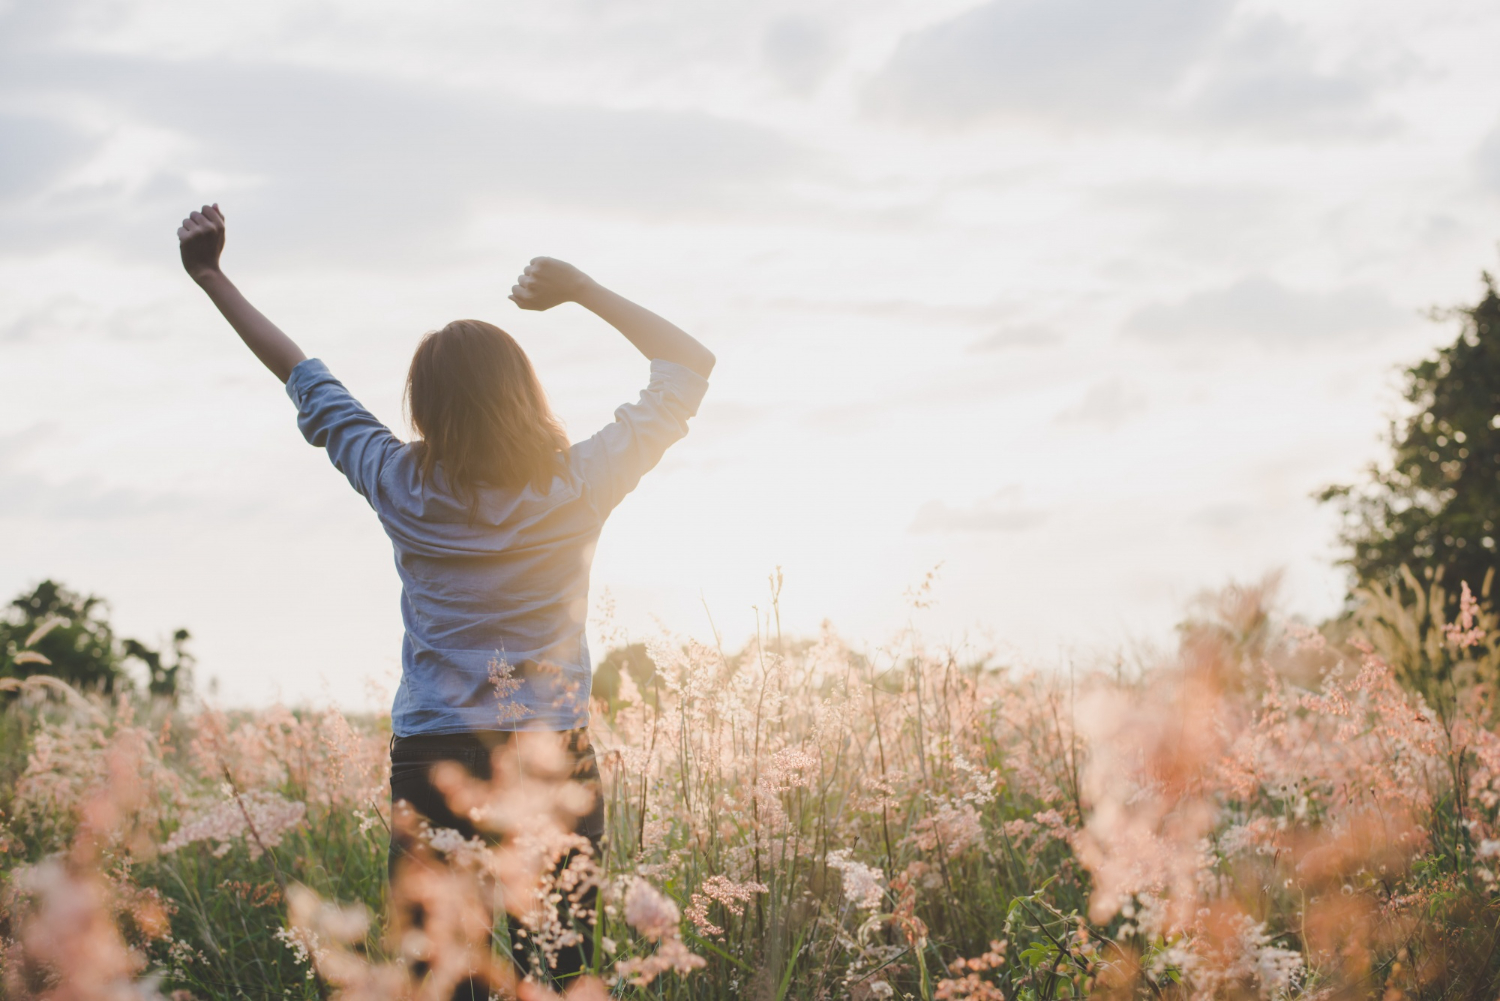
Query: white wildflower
274 925 319 980
827 849 885 911
164 791 305 860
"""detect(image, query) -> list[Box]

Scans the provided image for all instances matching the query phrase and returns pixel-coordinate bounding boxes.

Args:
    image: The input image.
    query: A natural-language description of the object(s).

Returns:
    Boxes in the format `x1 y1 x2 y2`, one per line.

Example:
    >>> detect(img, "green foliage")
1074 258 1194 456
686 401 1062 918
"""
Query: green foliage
590 642 657 708
1321 273 1500 602
1 580 123 692
143 804 388 997
1338 564 1500 715
0 580 192 698
124 630 195 699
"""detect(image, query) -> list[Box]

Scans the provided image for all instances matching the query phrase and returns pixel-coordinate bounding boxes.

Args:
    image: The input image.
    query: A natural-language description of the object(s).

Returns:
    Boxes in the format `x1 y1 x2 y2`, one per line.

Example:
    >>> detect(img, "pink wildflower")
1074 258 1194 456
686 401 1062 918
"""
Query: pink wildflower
623 878 680 941
911 801 984 859
1445 581 1486 649
614 936 706 987
685 875 768 936
616 878 705 986
4 860 153 1001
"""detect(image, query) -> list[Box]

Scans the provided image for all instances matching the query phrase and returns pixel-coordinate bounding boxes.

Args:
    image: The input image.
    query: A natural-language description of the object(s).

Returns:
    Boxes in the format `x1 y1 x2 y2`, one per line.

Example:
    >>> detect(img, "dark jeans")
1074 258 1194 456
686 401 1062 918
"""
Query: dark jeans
389 728 605 991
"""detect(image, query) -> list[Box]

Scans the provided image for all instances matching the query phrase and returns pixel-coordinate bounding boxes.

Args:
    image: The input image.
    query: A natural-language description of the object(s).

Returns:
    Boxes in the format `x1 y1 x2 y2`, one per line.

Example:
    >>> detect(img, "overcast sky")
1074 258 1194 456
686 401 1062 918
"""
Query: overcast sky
4 0 1500 708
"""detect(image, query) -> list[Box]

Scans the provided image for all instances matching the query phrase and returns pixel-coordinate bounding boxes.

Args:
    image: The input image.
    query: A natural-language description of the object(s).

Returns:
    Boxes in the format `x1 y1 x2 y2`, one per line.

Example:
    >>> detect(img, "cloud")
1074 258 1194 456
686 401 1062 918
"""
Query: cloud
969 323 1061 351
1123 275 1409 344
1479 121 1500 195
867 0 1235 124
767 295 1011 327
0 295 182 343
1054 379 1146 428
2 297 93 343
0 24 817 263
0 433 185 519
1095 181 1282 264
911 487 1047 534
1190 503 1256 530
0 114 95 203
802 366 1040 433
866 1 1387 136
1184 16 1391 139
763 17 835 95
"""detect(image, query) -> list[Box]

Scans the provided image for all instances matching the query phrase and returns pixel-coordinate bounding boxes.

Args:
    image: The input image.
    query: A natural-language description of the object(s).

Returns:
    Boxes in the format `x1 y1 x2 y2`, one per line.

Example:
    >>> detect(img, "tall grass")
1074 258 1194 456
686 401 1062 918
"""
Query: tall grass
2 574 1499 999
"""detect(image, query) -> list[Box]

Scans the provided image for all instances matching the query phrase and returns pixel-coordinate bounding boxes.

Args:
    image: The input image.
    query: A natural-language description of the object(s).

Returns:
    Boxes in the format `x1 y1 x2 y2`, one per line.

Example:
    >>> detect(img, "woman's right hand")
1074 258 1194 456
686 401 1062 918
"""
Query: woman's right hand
510 257 594 311
178 204 226 283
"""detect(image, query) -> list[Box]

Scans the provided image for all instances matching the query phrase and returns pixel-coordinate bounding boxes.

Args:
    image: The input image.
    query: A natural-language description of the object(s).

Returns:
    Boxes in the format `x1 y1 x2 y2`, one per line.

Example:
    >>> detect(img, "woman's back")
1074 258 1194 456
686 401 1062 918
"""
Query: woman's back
285 356 709 736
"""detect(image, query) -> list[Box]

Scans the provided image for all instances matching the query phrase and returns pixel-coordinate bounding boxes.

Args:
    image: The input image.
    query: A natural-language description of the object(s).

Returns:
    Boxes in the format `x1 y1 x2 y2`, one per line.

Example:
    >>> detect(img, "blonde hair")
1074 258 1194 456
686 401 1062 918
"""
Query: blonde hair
405 320 568 509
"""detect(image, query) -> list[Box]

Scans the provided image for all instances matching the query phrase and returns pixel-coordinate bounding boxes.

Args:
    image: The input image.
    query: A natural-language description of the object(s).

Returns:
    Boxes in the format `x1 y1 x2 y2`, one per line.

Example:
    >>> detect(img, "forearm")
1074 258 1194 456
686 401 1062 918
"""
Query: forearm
575 280 715 379
194 271 308 383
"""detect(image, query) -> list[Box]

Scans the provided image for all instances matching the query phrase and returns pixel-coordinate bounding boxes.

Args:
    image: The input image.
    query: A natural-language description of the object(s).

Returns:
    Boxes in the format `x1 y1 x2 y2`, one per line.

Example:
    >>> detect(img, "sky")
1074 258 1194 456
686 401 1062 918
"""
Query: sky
4 0 1500 709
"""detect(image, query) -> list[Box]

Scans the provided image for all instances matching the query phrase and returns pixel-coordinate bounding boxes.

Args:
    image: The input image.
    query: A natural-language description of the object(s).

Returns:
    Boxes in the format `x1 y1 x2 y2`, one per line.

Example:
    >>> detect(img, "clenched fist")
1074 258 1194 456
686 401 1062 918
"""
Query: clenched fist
509 257 593 312
178 204 226 282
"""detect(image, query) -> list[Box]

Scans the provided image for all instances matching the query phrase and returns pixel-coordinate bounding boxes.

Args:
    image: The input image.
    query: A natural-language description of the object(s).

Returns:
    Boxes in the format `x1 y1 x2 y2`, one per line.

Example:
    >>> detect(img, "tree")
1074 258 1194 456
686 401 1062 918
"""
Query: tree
1320 273 1500 601
0 580 192 697
1 580 122 691
122 630 195 699
590 642 658 710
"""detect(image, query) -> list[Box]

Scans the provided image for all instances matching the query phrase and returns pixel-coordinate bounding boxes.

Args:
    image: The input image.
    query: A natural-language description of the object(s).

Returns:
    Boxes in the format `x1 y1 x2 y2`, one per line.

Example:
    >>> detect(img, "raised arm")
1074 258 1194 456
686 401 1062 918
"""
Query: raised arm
178 204 307 384
510 257 715 378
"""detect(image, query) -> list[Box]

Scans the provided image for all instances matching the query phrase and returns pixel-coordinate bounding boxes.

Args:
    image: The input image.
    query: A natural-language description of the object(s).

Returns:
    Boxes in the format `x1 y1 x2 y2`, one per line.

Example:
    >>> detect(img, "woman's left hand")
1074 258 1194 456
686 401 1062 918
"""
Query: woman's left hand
510 257 594 311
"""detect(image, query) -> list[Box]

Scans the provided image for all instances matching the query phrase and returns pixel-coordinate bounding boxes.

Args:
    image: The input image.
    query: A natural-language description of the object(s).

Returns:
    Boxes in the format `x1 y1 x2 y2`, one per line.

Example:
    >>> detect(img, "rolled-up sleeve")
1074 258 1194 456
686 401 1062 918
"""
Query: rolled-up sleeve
572 359 709 517
285 358 401 506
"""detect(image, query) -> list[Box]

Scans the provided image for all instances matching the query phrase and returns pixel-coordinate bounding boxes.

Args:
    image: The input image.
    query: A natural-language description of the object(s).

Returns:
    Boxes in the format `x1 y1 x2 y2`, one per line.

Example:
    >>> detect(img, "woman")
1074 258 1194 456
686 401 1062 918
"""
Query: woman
176 204 712 987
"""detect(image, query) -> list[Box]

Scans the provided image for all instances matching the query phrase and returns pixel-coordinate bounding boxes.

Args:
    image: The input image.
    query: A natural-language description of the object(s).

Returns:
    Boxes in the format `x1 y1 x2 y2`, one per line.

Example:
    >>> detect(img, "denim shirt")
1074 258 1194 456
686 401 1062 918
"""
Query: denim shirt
284 357 709 736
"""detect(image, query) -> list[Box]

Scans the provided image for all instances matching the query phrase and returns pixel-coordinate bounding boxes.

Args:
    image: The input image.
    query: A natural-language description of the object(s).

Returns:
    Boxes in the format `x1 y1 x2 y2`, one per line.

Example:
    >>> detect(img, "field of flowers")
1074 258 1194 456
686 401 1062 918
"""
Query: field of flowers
2 569 1499 1000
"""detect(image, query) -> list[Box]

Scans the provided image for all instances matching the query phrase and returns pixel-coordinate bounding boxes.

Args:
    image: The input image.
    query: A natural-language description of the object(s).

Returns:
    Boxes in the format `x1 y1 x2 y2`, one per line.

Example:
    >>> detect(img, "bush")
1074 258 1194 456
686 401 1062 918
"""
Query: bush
0 580 193 699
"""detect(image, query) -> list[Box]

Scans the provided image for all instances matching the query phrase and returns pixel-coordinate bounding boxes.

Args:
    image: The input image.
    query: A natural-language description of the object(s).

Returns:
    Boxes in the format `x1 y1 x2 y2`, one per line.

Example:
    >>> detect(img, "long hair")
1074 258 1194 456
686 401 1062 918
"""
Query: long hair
405 320 568 507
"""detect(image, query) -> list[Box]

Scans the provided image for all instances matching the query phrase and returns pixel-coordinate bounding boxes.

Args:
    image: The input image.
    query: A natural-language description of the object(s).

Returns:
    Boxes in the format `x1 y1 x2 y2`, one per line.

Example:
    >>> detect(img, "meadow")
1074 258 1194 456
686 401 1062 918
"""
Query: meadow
2 568 1499 1000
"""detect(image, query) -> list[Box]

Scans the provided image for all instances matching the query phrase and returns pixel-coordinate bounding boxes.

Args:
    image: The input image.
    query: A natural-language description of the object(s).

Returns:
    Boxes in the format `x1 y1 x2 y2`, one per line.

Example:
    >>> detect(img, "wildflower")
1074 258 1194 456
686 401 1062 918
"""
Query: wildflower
685 875 768 936
889 862 930 948
827 849 885 911
952 754 1001 806
760 745 818 794
1002 818 1035 841
273 924 319 980
1182 908 1305 999
623 878 680 941
911 801 984 858
163 791 305 860
1286 623 1327 652
614 878 705 986
1444 581 1486 649
185 703 389 809
934 972 1005 1001
4 859 159 1001
490 655 533 725
614 936 706 987
1071 673 1228 930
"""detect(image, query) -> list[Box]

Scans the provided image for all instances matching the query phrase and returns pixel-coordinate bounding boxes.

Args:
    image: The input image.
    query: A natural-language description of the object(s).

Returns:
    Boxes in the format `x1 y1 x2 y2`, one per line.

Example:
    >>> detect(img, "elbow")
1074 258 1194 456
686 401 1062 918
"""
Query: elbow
655 345 715 380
